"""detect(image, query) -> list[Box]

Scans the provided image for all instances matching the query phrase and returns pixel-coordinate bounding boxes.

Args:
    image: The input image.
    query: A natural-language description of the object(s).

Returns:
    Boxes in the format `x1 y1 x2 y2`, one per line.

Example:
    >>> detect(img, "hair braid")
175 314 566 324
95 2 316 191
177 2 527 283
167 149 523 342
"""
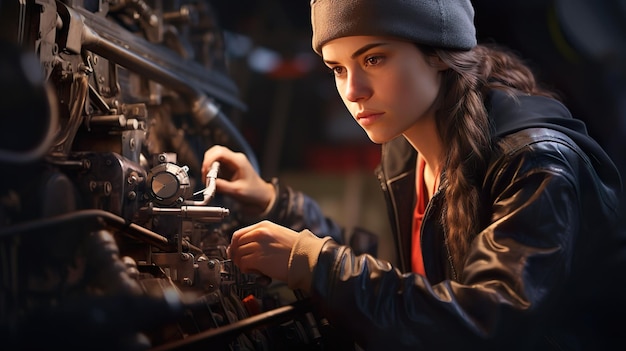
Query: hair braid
421 43 557 273
436 50 491 271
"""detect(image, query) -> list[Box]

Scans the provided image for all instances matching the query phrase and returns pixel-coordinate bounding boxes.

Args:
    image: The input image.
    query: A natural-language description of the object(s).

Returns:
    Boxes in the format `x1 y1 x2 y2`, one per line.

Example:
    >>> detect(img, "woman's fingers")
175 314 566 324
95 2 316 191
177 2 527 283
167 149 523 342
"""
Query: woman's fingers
228 221 297 281
202 145 239 180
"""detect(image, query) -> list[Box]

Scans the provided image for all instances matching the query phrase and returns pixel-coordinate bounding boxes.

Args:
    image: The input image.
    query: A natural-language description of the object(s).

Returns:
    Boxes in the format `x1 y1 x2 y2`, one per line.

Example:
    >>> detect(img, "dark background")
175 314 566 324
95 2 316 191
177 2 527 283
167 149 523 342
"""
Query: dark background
207 0 626 183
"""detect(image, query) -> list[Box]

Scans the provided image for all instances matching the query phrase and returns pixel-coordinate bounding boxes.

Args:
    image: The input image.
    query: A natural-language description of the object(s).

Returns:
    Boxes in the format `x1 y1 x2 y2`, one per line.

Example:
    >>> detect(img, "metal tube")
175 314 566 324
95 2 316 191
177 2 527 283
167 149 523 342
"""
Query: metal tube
185 161 219 206
148 206 229 221
0 209 203 255
150 299 314 351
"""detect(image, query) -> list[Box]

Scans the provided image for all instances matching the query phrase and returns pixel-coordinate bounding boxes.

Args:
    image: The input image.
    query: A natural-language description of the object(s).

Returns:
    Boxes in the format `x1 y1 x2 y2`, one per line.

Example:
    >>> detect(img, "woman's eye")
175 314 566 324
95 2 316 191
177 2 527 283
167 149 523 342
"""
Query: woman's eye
330 66 345 76
365 55 383 66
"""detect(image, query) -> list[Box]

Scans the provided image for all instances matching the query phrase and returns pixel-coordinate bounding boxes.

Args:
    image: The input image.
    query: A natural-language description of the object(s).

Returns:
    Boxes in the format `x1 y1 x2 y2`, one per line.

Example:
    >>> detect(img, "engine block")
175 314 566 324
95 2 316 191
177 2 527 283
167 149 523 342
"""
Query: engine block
0 1 333 349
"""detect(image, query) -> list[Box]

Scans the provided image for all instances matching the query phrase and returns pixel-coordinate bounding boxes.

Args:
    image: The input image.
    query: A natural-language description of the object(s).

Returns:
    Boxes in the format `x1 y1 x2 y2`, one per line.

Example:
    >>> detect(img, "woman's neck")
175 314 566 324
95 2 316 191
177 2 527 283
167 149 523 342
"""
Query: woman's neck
403 119 445 178
404 117 444 190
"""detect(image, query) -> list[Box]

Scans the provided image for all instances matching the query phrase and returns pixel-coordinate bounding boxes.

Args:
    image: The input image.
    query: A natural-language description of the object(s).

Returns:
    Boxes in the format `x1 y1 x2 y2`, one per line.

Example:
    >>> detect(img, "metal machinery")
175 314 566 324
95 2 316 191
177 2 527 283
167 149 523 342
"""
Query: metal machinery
0 0 341 349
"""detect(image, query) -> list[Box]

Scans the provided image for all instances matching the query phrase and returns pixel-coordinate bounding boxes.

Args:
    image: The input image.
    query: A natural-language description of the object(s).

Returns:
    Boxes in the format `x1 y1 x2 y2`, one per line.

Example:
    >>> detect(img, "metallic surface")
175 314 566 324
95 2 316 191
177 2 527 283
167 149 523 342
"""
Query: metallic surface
0 1 327 349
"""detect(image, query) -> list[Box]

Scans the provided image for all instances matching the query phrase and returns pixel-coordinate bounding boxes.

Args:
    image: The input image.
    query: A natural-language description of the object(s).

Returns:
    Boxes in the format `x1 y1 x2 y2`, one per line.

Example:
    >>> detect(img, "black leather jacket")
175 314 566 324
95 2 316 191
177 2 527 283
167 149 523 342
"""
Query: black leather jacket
268 91 625 350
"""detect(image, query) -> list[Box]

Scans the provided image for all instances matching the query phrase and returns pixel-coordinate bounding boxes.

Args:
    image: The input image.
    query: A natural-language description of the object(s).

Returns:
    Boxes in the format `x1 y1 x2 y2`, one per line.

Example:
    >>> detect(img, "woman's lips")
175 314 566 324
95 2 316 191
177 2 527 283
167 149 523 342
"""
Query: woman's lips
356 112 384 126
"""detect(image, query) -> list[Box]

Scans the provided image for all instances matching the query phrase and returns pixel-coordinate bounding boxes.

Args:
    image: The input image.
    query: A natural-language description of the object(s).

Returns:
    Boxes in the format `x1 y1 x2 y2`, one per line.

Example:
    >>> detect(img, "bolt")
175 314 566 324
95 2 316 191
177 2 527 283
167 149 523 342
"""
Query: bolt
89 181 112 196
103 182 112 195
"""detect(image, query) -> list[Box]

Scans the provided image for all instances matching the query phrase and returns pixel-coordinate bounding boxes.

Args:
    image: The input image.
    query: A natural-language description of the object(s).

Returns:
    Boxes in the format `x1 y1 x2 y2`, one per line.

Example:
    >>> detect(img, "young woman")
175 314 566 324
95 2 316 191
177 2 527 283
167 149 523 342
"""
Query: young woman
202 0 625 349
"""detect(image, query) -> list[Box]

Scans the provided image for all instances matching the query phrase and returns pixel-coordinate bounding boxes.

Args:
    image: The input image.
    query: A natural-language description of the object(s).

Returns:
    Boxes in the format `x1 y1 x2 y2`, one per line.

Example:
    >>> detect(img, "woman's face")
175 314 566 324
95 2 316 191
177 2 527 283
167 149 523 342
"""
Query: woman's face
321 36 445 144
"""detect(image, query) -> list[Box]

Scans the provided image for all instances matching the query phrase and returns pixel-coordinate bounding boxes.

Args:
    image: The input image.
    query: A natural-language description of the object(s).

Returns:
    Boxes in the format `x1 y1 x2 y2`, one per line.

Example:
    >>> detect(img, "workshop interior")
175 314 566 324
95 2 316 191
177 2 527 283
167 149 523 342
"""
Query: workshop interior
1 0 624 350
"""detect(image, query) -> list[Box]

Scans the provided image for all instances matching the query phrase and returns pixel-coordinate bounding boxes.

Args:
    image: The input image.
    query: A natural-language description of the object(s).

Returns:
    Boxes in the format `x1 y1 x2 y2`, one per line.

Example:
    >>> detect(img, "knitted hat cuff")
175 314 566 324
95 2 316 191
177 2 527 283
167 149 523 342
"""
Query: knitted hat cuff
310 0 477 55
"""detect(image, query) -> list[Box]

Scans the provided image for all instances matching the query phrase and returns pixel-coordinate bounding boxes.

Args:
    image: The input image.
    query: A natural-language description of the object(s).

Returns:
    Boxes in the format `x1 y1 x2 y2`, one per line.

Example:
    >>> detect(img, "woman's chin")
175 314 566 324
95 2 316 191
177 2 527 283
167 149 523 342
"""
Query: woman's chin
365 131 392 144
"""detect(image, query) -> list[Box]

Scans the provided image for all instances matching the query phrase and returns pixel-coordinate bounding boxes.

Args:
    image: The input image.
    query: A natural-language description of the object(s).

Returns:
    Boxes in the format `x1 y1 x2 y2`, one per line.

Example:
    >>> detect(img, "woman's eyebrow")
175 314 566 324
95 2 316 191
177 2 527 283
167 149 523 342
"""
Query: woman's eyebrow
323 42 389 65
351 42 387 59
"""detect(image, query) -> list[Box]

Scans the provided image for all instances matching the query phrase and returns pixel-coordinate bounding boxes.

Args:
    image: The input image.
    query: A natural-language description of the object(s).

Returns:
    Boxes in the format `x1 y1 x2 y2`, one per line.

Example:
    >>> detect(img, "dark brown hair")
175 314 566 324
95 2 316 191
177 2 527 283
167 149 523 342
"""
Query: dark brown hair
422 43 558 274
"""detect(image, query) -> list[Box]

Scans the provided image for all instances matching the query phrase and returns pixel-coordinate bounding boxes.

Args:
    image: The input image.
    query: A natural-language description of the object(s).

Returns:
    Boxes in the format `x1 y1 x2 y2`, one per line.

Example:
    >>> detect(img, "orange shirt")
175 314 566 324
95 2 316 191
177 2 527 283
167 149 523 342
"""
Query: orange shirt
412 157 438 276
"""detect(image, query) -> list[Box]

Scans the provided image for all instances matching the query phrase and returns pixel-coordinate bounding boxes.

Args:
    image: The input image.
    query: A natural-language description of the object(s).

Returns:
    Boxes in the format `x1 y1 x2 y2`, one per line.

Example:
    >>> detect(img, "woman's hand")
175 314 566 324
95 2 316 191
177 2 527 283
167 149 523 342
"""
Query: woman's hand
228 220 299 282
202 145 275 216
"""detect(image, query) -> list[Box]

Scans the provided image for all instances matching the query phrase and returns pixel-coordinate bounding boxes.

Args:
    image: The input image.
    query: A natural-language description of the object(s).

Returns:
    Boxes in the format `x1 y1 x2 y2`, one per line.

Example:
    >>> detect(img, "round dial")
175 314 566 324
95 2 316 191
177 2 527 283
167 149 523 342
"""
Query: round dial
147 163 192 206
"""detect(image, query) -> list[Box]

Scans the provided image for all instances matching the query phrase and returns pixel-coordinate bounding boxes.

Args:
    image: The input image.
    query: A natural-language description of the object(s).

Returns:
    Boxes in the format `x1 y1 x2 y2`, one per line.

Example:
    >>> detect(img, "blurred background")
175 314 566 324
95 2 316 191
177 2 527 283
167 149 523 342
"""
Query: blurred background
208 0 626 261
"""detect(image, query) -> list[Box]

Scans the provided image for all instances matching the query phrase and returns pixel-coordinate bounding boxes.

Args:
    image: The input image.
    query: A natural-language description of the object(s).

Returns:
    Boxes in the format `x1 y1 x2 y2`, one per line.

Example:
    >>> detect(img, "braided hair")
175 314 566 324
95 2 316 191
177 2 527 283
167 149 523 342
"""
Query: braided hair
422 43 558 272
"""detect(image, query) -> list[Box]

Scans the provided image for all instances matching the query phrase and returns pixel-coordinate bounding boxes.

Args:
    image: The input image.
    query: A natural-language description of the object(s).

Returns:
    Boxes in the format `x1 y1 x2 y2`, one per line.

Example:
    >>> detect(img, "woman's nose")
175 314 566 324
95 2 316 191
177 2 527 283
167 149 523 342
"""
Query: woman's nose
343 73 372 102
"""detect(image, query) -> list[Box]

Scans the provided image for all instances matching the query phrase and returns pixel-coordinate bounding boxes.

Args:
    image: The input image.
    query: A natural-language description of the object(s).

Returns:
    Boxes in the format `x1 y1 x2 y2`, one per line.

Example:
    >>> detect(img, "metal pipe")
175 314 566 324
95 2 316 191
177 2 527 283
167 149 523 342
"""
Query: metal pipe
0 209 203 255
150 298 315 351
147 206 229 222
62 5 260 171
185 161 219 206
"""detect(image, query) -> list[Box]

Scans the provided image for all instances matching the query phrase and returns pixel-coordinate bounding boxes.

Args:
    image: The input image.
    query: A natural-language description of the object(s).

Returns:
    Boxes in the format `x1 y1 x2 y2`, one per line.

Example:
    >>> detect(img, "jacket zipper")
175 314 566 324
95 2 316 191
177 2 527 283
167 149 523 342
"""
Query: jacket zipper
421 181 458 281
377 171 409 271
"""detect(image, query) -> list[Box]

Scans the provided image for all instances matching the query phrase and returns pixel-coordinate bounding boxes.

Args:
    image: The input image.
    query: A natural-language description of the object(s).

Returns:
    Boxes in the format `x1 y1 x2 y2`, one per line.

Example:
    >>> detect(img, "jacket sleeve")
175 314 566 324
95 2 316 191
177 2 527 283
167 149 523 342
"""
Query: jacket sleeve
296 135 614 350
264 178 345 244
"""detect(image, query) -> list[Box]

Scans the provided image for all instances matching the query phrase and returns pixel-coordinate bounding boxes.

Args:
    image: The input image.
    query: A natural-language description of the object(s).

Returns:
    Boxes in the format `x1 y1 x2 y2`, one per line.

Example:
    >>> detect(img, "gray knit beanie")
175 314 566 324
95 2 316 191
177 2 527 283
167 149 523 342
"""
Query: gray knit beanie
310 0 477 55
